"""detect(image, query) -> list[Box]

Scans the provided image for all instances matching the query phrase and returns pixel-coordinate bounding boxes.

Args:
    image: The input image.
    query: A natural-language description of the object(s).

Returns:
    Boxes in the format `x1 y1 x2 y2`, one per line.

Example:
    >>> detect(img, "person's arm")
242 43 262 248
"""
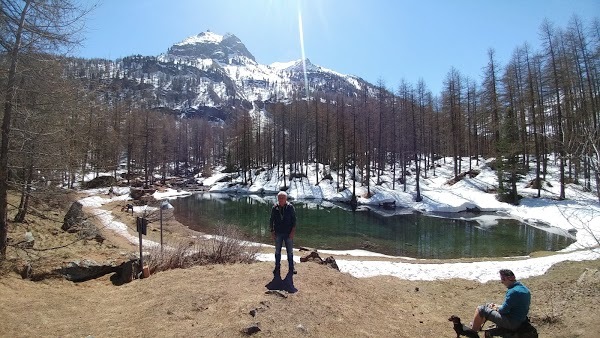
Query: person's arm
289 204 297 239
269 207 276 239
498 289 514 314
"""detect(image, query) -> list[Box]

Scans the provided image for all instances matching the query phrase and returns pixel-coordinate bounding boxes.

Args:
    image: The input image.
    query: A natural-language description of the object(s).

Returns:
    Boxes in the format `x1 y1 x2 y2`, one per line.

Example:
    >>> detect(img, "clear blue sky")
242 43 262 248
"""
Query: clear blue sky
77 0 599 95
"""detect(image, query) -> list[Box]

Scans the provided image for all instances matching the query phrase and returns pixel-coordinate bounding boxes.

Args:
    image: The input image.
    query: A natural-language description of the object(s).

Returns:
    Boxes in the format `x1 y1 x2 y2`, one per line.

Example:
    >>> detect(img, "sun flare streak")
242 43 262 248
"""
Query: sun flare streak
297 5 310 100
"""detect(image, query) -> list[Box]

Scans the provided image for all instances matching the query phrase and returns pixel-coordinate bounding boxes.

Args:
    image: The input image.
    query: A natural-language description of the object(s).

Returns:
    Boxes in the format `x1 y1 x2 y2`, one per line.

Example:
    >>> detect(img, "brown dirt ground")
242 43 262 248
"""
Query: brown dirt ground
1 191 599 338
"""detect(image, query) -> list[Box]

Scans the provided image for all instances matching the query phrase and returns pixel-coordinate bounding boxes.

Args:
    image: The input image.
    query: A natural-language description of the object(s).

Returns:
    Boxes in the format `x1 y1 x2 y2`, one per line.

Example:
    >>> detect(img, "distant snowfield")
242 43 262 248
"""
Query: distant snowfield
80 157 600 283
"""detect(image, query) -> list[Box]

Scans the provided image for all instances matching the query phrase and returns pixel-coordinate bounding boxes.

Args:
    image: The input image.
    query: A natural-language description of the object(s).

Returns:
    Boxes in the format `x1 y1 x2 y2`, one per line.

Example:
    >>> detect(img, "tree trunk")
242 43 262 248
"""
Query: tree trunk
0 0 32 257
14 162 34 223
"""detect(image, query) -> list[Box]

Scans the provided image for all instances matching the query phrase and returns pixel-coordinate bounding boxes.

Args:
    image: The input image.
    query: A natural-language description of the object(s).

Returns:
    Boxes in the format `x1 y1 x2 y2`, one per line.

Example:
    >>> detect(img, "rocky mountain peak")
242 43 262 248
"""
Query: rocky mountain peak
270 58 320 73
167 30 256 63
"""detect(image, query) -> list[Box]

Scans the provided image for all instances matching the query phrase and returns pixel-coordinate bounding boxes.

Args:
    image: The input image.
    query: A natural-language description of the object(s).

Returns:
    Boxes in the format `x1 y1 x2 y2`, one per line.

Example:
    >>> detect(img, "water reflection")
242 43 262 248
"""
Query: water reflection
171 193 575 259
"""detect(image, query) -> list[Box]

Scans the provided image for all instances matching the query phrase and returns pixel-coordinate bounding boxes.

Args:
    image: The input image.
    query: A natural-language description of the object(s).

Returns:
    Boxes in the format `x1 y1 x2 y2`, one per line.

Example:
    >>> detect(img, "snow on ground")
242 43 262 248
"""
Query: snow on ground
82 157 600 283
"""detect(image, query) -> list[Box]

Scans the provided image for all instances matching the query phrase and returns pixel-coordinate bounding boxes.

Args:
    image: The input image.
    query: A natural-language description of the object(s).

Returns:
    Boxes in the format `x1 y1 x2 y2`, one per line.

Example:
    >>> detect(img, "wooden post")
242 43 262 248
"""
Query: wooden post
136 217 147 278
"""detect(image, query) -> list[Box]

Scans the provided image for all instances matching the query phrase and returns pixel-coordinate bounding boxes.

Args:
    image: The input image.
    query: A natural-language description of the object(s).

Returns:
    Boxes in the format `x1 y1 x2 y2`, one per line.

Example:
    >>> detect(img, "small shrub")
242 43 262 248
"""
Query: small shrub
145 240 195 272
532 284 562 325
145 223 260 273
202 223 259 264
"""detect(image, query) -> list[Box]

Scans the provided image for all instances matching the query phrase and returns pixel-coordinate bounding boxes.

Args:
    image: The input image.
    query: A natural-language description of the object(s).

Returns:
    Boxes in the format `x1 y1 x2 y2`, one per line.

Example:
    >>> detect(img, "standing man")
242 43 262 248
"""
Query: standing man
269 191 296 275
471 269 531 332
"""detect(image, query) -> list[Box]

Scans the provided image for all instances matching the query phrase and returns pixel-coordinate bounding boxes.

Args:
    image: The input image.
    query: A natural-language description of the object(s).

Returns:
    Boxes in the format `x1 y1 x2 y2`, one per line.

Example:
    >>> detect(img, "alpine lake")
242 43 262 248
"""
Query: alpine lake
170 193 575 259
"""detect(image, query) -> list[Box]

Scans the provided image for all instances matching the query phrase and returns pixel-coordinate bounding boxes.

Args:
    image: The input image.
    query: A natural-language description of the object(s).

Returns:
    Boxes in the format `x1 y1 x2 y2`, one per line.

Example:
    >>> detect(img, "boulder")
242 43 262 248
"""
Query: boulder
55 258 141 284
130 188 157 200
62 202 84 232
56 259 117 282
51 259 140 285
300 251 323 263
83 175 117 189
23 231 35 248
241 323 261 335
110 259 141 285
323 256 339 271
299 251 339 271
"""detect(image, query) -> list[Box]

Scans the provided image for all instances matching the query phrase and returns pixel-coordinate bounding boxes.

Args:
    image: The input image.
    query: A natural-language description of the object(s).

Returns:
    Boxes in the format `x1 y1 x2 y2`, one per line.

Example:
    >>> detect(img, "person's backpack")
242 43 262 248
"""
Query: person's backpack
515 320 538 338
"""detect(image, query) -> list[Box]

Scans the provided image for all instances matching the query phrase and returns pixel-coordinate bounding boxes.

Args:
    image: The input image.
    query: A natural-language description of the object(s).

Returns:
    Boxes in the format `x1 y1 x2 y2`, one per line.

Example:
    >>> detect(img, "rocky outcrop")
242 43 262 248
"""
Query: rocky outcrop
83 175 117 189
53 259 141 285
61 202 104 242
169 31 256 63
130 188 157 200
300 250 339 271
62 202 84 232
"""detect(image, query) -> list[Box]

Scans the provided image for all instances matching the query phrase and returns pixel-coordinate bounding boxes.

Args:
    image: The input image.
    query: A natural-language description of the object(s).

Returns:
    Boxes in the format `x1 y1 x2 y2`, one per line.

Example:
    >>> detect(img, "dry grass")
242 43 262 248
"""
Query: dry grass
1 190 599 337
202 223 260 264
145 222 260 273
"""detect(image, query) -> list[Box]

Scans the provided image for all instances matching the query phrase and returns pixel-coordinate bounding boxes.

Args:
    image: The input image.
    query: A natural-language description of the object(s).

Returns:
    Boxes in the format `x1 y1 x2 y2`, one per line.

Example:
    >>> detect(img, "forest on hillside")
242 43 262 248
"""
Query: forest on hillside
0 1 598 255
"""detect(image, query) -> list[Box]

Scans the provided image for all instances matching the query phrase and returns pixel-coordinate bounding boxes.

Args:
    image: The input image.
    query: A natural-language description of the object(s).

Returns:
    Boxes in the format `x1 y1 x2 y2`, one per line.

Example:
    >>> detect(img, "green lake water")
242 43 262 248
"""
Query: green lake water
170 193 575 259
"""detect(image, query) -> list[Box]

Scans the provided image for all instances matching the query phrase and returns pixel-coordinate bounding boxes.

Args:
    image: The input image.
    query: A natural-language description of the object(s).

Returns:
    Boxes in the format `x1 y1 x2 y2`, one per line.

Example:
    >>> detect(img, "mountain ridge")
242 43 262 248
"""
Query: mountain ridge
69 30 376 120
168 30 257 63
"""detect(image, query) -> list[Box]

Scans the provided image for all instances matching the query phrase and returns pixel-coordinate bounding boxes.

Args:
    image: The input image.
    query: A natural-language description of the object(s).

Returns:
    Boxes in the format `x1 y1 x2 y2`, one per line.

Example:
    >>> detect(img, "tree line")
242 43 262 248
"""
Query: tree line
0 0 598 256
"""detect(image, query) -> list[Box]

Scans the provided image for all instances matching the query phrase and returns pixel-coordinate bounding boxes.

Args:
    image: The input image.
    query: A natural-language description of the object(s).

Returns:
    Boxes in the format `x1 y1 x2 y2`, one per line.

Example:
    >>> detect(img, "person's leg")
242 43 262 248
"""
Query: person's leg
472 305 486 331
274 234 284 272
473 304 508 331
283 236 294 272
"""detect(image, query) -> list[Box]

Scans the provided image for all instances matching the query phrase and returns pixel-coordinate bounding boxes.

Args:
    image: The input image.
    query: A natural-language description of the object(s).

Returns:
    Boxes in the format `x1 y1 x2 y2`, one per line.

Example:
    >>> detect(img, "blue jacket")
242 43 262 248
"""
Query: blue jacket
498 281 531 324
269 202 296 235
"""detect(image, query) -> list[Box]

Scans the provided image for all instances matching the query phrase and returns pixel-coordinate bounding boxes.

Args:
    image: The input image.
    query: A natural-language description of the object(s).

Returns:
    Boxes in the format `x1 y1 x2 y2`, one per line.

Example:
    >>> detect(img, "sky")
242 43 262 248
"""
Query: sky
77 0 599 94
80 152 600 283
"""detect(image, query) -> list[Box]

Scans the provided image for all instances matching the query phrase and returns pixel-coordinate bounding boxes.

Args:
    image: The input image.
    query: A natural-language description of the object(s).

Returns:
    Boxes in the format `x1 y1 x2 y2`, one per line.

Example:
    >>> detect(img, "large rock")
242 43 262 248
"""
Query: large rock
62 202 84 232
54 258 141 284
83 175 117 189
57 259 116 282
130 188 157 200
61 203 100 239
300 251 339 271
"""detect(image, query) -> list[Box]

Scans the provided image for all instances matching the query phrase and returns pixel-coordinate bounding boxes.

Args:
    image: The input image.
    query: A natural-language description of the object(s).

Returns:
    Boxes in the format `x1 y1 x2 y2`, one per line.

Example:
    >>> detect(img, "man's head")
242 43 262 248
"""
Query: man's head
499 269 516 286
277 191 288 207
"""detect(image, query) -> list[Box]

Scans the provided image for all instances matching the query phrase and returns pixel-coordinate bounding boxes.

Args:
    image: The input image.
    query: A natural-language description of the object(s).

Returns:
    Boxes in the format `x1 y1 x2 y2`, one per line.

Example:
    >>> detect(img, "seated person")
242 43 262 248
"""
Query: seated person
471 269 531 332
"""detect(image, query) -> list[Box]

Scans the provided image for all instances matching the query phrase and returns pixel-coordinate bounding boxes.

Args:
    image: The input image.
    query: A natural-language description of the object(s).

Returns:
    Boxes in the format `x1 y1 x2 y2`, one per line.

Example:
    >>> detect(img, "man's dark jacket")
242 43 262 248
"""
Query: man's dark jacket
269 202 296 235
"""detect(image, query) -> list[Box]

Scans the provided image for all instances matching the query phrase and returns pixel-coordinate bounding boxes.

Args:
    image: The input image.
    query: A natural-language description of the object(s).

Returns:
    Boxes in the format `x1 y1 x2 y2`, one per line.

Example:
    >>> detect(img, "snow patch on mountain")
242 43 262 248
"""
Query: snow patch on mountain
175 31 224 46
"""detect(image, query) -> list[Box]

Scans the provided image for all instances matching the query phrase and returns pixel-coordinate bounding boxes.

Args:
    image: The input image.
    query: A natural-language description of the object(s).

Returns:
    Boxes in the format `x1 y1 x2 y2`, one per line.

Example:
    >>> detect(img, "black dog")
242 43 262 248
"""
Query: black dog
121 203 134 214
448 315 480 338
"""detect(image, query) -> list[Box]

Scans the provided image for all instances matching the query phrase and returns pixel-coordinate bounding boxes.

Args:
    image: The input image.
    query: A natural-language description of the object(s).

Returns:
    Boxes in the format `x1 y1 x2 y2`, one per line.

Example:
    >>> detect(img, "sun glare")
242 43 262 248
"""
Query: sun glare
263 0 328 100
297 4 310 100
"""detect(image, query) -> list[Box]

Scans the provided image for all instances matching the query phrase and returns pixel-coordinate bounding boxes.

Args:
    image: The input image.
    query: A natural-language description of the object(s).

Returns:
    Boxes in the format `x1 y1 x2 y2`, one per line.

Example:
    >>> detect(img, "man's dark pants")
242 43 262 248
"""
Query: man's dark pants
274 233 294 271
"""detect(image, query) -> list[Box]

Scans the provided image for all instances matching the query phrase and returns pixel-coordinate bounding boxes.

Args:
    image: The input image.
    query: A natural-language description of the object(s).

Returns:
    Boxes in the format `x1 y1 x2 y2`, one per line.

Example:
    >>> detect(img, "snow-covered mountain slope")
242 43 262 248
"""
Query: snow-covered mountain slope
71 30 375 119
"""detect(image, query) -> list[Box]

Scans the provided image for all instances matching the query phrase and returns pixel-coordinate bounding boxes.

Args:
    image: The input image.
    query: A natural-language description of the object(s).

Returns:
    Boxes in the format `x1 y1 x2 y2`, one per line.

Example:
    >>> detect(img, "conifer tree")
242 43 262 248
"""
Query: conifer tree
0 0 90 257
